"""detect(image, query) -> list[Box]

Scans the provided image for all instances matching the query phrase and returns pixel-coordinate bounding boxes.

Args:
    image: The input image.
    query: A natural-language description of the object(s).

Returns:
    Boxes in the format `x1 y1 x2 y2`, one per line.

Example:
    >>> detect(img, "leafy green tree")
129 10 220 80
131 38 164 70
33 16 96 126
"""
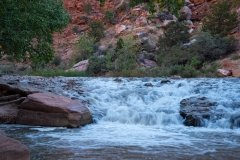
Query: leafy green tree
112 35 139 71
0 0 70 63
202 0 238 37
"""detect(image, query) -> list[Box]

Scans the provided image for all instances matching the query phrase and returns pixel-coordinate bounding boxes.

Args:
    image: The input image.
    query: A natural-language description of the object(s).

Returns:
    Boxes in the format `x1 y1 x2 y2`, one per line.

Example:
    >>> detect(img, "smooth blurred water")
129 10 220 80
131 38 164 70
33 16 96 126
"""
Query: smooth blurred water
1 77 240 160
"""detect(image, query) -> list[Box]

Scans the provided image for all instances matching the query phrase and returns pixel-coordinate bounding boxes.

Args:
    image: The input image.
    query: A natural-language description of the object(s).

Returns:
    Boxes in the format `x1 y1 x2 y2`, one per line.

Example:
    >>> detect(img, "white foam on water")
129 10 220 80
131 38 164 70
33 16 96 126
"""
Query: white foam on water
1 77 240 159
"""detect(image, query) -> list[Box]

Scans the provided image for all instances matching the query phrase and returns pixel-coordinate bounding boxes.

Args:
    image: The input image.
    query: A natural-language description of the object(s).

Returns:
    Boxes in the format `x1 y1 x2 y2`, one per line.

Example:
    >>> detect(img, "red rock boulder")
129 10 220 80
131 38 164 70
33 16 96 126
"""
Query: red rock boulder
16 93 92 128
0 131 30 160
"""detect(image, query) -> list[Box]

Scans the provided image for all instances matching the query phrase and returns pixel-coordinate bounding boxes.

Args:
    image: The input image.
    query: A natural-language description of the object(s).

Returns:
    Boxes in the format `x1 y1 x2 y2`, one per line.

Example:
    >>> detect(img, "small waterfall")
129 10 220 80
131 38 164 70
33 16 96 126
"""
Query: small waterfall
76 78 240 129
1 76 240 160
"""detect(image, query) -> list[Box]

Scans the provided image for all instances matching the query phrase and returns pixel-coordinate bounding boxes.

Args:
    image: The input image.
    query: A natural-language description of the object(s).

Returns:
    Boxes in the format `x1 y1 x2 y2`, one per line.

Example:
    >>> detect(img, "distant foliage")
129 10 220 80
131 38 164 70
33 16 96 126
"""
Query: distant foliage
202 0 238 37
158 21 191 48
87 56 108 75
104 10 116 25
88 21 105 42
73 34 97 61
115 35 139 71
156 45 195 67
52 56 62 66
115 38 124 52
188 32 238 61
83 2 92 15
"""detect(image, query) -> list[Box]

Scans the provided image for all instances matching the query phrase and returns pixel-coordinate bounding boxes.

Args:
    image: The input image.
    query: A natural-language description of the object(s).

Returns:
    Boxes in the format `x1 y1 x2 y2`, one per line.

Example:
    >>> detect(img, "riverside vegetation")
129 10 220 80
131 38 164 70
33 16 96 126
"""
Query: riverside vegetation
0 0 239 78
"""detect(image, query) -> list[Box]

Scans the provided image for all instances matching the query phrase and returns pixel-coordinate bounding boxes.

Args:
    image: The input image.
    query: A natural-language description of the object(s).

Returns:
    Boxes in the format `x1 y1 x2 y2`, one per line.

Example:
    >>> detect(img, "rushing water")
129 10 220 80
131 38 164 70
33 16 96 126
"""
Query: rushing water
1 77 240 160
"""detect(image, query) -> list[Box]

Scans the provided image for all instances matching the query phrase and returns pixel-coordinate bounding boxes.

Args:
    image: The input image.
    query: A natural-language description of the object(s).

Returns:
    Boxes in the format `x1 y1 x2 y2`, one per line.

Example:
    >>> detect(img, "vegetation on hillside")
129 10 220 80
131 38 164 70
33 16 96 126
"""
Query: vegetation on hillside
202 0 238 37
0 0 239 78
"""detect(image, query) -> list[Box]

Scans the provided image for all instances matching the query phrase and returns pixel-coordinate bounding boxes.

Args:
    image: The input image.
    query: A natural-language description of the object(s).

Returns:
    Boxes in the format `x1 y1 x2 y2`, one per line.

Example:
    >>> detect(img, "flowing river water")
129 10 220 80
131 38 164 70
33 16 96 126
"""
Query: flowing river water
1 76 240 160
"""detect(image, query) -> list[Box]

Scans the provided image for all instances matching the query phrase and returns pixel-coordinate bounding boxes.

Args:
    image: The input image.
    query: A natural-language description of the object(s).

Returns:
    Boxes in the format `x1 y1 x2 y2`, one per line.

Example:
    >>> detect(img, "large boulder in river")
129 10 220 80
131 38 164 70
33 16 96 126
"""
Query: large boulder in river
180 97 217 127
16 93 92 128
0 131 30 160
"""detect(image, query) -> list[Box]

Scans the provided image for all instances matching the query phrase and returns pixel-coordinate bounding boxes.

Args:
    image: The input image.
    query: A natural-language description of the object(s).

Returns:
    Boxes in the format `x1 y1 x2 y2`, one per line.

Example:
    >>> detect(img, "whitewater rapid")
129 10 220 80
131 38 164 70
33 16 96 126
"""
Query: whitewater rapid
1 76 240 159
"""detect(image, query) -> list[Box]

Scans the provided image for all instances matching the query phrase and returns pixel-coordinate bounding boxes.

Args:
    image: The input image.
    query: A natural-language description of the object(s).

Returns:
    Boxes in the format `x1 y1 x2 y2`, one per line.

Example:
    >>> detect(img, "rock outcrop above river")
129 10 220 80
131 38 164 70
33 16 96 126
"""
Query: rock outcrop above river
180 97 217 126
16 93 92 128
0 130 30 160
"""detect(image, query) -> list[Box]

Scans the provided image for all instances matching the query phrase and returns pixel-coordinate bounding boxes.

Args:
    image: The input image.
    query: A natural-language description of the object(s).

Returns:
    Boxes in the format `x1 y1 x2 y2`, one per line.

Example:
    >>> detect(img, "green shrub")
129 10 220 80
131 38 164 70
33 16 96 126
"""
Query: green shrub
169 65 183 75
188 32 237 61
158 21 191 48
230 54 240 60
52 56 62 66
87 56 108 75
182 62 199 78
119 2 130 12
115 37 124 52
115 35 138 71
6 55 14 62
104 10 116 25
73 34 97 61
199 62 219 77
202 0 238 37
88 21 105 41
0 62 15 74
83 2 92 15
30 61 46 71
156 45 195 67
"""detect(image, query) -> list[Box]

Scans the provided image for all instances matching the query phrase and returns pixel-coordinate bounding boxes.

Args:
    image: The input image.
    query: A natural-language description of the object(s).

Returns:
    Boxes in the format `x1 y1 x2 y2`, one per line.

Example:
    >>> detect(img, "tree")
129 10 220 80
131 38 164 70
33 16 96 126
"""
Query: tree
88 21 105 42
73 34 97 61
0 0 70 63
202 0 238 37
158 21 191 48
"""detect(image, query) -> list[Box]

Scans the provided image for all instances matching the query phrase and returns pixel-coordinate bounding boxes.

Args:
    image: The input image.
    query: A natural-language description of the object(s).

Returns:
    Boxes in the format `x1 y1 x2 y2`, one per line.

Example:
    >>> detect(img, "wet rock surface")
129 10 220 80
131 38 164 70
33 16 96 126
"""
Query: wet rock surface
180 97 217 126
0 75 92 127
0 130 30 160
17 93 92 128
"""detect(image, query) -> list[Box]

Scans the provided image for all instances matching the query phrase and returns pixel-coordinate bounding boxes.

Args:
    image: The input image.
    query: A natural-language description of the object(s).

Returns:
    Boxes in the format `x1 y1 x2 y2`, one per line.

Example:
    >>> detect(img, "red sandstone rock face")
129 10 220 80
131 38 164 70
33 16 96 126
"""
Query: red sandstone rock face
232 69 240 77
16 93 92 128
0 133 30 160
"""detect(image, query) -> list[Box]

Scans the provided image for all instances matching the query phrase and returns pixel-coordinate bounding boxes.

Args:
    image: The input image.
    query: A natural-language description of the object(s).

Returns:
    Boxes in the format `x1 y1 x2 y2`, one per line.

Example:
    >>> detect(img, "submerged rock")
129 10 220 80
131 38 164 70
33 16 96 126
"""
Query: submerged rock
180 97 217 127
16 93 92 128
230 112 240 129
144 83 153 87
0 131 30 160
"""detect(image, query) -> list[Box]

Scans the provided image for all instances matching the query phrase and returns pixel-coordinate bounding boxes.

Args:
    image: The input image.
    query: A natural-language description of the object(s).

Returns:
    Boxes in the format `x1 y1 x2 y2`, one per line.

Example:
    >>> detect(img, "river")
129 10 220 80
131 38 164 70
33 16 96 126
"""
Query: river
1 77 240 159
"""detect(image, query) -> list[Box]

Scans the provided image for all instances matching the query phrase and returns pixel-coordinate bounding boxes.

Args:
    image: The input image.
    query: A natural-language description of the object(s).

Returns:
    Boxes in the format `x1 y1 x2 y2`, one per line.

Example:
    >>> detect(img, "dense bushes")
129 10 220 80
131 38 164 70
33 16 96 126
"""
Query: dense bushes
158 21 191 48
104 10 116 25
88 21 105 42
202 0 238 37
188 32 237 61
83 2 92 15
73 34 97 61
87 56 108 75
